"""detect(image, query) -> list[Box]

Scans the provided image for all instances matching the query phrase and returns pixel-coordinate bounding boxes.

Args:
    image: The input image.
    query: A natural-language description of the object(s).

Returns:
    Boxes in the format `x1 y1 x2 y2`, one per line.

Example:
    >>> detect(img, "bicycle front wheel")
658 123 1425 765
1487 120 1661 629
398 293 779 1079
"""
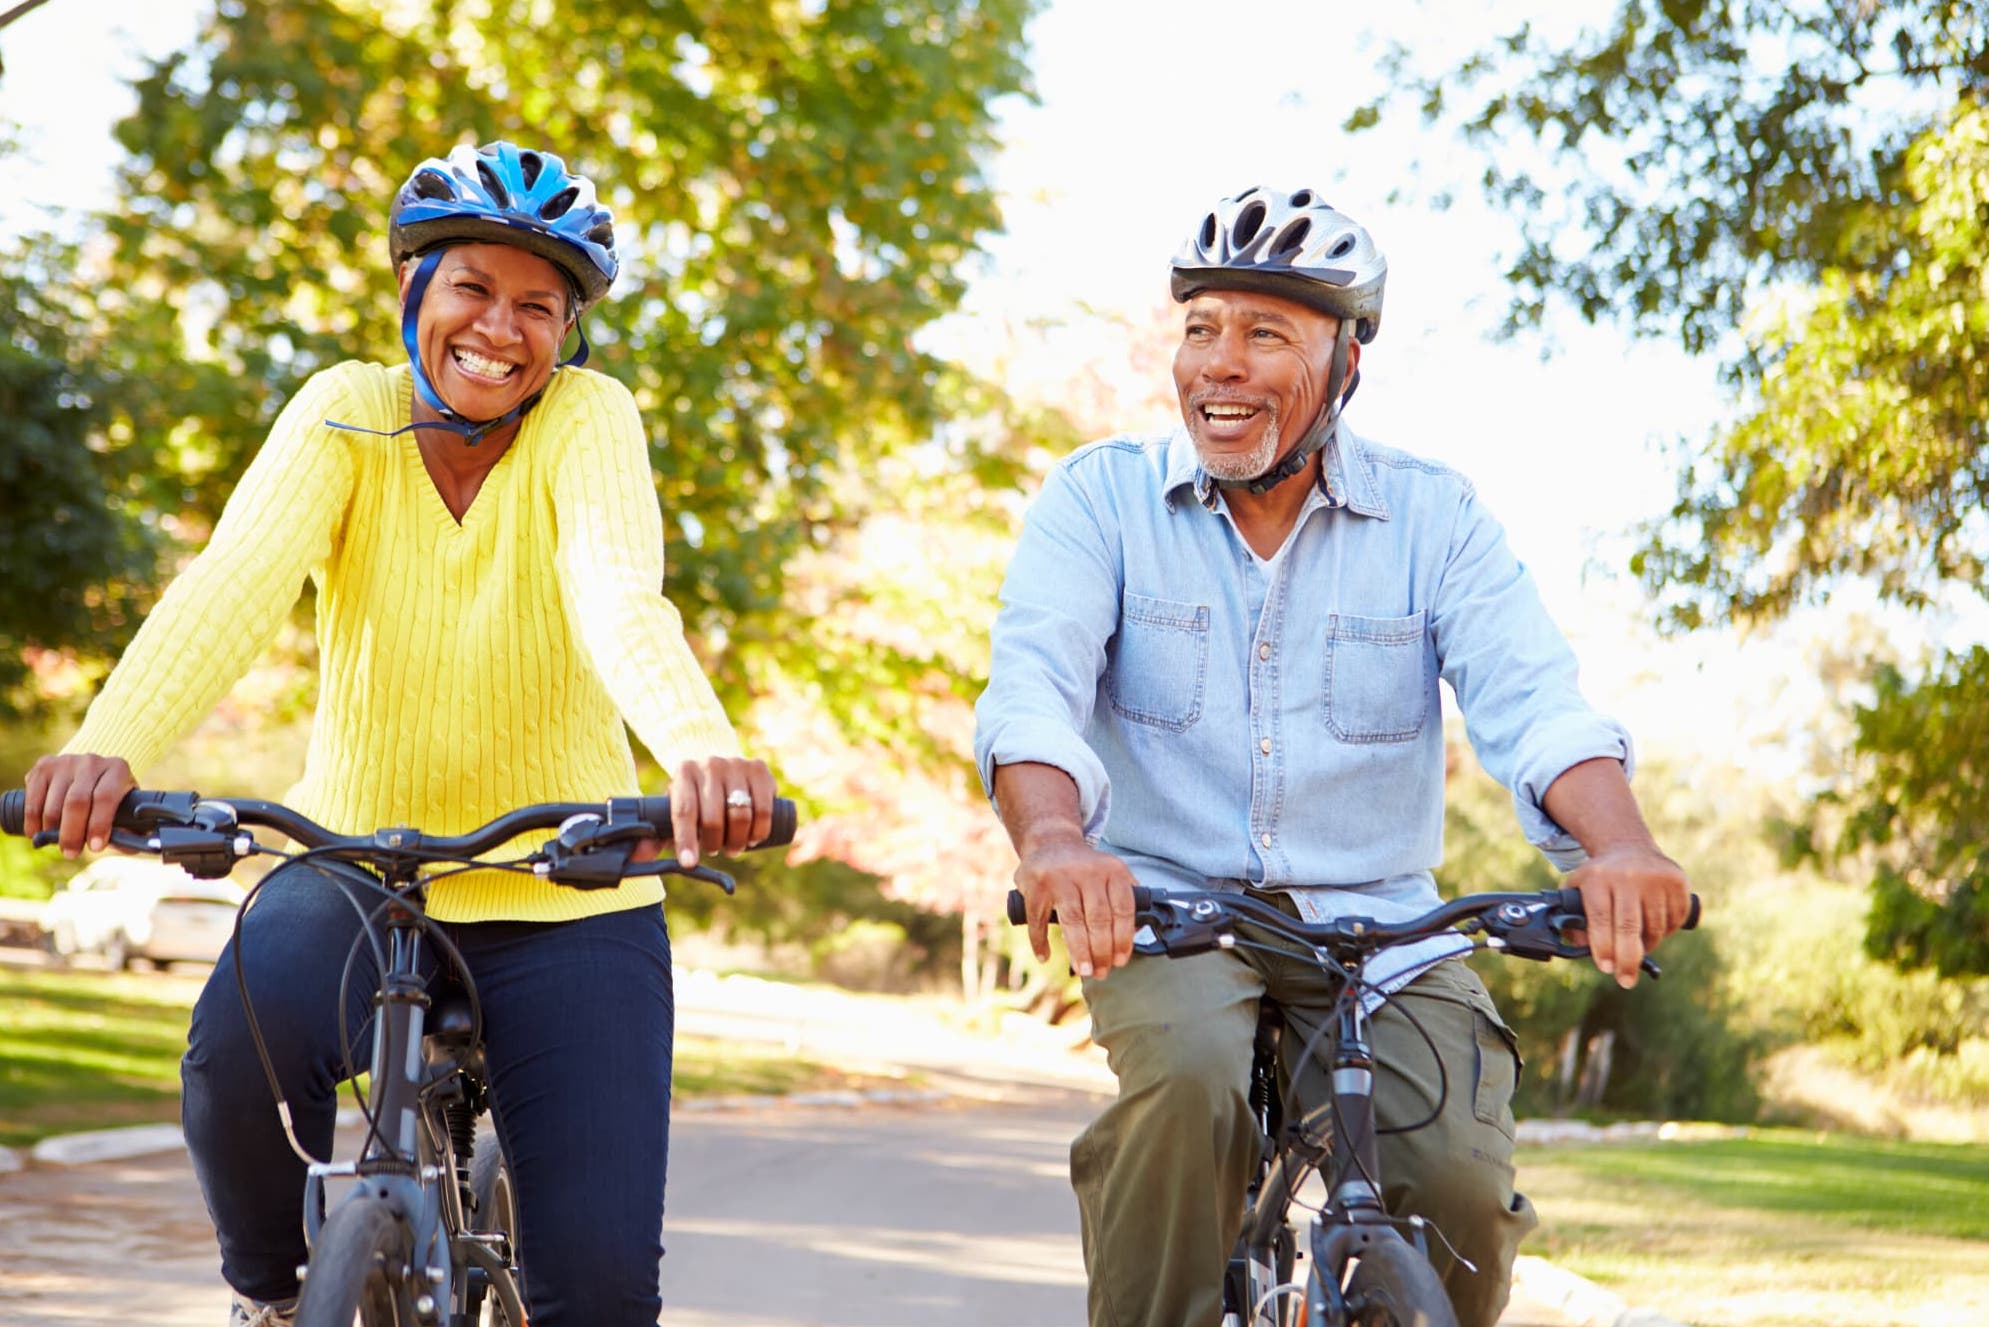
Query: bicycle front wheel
294 1193 415 1327
1336 1230 1458 1327
468 1142 524 1325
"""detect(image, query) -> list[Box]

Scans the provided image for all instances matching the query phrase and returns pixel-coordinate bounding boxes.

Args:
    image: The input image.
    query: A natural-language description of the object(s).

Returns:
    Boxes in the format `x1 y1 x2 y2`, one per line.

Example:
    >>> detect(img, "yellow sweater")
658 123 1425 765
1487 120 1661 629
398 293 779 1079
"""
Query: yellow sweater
67 360 741 922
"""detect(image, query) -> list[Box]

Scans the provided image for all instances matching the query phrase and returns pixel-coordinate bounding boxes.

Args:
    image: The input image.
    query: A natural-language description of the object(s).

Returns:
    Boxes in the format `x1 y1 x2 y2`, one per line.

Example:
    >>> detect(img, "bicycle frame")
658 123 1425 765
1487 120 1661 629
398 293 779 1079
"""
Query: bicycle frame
1226 969 1444 1327
298 877 522 1325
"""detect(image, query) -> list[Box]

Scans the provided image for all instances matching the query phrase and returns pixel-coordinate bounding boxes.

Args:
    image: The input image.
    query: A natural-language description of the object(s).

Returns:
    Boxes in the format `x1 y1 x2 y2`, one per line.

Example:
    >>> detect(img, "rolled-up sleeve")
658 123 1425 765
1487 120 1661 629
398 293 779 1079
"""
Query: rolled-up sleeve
974 461 1125 838
1430 486 1634 870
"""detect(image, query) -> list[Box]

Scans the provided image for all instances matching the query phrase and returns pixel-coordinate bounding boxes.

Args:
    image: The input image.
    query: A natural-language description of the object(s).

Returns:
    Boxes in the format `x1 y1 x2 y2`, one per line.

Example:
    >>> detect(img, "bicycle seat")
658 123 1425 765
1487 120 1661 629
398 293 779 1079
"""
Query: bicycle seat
428 992 477 1049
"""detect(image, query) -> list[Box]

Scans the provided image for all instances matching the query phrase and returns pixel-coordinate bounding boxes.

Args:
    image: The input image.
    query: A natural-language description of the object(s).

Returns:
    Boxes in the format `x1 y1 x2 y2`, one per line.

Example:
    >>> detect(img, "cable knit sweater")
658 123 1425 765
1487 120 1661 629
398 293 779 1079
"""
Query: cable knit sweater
66 360 741 922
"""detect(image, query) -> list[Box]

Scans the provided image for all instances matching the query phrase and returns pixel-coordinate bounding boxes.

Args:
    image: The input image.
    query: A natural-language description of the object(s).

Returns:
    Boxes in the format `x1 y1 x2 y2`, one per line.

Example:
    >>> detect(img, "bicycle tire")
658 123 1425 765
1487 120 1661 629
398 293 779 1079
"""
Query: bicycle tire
1337 1229 1458 1327
468 1143 523 1325
294 1193 415 1327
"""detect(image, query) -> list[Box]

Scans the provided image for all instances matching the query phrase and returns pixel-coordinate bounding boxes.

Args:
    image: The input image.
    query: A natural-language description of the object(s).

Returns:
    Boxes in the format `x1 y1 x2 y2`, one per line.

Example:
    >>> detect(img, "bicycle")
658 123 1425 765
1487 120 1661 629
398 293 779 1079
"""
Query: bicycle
1008 882 1700 1327
2 785 796 1327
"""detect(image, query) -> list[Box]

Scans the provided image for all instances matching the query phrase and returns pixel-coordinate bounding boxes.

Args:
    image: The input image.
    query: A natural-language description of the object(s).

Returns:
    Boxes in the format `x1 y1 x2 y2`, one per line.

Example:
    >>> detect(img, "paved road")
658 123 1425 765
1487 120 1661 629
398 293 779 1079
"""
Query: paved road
0 1094 1098 1327
0 1091 1588 1326
0 955 1596 1325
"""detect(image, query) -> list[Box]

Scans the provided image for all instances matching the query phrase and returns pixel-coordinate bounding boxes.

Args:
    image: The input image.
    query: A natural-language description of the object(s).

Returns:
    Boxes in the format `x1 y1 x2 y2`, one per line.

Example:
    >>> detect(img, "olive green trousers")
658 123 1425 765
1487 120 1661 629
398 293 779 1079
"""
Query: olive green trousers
1071 942 1538 1327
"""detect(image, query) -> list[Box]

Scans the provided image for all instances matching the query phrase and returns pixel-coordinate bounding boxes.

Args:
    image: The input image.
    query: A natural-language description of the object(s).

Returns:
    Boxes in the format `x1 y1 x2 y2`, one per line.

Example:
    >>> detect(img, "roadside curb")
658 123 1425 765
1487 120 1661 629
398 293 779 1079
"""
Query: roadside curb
1513 1255 1693 1327
0 1084 977 1176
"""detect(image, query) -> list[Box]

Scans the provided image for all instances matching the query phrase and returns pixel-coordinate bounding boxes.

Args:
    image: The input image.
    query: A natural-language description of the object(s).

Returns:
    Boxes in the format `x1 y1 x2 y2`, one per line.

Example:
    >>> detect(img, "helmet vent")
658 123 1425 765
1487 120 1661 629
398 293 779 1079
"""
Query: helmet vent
1290 189 1314 207
1233 200 1267 247
476 158 511 208
1329 235 1356 259
412 169 454 201
585 219 615 247
540 186 579 221
518 151 545 189
1199 213 1218 251
1271 219 1311 258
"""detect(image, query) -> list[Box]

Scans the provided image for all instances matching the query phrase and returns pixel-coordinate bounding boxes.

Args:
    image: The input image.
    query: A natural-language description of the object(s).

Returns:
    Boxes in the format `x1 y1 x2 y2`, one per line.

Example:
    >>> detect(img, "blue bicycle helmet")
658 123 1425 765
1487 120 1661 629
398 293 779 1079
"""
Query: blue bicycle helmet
390 142 618 310
339 142 618 445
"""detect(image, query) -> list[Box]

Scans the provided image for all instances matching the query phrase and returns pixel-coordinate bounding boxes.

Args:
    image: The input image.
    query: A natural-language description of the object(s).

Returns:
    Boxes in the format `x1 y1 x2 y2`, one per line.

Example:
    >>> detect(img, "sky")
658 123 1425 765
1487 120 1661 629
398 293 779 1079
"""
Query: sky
0 0 1878 782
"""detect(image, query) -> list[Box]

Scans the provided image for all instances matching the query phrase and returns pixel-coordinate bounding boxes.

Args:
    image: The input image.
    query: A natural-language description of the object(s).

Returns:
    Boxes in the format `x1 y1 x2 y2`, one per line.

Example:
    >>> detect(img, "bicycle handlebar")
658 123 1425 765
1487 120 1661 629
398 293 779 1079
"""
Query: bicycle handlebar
0 787 798 889
1006 884 1701 976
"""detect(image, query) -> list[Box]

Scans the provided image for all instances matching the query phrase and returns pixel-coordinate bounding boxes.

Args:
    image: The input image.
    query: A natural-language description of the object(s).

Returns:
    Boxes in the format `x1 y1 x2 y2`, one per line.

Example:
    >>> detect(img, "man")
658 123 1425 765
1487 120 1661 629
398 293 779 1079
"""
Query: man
973 186 1692 1327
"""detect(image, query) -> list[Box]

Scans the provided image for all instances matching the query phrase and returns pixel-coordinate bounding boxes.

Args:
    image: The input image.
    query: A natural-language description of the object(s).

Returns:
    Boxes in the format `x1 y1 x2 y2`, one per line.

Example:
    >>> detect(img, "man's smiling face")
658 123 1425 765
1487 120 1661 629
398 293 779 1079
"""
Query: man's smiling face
1171 288 1352 483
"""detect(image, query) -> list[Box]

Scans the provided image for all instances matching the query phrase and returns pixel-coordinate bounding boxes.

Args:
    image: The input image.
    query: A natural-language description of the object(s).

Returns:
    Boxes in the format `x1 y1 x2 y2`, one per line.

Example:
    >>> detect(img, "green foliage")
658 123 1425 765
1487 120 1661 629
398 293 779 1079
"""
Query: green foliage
87 0 1039 726
1820 650 1989 978
1378 6 1989 979
1438 744 1759 1120
664 847 954 981
1631 102 1989 633
1356 1 1989 355
0 833 63 900
0 235 159 714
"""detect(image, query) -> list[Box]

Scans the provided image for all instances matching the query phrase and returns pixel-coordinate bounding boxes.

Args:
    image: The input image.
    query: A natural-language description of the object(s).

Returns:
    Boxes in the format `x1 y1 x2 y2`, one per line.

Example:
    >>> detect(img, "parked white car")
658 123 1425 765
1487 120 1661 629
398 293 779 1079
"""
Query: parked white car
40 857 246 970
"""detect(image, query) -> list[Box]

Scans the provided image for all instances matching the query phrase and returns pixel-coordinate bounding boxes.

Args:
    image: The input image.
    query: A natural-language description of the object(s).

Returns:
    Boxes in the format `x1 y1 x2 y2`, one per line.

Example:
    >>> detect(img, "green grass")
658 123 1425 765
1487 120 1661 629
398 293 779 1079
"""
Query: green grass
0 964 914 1148
0 965 196 1145
1520 1130 1989 1326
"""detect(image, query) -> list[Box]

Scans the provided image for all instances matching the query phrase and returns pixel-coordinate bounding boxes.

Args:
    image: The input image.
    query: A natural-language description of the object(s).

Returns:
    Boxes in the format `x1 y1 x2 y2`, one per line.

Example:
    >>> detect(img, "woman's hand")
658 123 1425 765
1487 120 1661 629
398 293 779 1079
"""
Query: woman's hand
661 757 778 866
23 754 137 857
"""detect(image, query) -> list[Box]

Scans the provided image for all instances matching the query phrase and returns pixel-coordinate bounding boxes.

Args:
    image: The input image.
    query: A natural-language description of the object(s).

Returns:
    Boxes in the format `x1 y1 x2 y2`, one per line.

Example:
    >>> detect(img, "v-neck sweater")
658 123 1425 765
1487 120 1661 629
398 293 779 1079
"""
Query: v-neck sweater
67 360 741 922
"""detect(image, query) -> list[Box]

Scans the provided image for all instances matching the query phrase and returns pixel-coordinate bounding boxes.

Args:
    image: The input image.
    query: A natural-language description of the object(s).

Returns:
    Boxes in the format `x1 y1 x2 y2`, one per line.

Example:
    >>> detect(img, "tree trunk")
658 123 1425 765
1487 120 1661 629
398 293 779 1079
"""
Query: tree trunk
1555 1026 1581 1113
960 909 981 1003
1574 1030 1615 1111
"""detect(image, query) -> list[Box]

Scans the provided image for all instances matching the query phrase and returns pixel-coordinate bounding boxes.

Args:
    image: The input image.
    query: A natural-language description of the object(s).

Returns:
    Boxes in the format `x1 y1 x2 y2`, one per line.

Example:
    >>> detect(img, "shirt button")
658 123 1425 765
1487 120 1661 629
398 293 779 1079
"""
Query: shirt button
1258 643 1271 660
1260 832 1272 848
1259 738 1272 755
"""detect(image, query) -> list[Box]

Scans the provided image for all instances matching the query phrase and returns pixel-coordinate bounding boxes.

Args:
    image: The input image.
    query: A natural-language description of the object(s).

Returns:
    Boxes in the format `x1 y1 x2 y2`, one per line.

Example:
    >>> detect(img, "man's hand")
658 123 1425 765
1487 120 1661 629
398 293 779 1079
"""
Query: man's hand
1015 834 1139 979
662 756 777 867
23 754 136 858
1566 845 1691 988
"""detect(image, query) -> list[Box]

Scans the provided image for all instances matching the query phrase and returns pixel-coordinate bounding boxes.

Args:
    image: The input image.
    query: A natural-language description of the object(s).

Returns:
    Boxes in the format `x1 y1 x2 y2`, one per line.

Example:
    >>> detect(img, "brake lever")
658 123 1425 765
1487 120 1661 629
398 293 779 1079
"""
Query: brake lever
1139 896 1234 958
1487 900 1664 980
618 858 737 894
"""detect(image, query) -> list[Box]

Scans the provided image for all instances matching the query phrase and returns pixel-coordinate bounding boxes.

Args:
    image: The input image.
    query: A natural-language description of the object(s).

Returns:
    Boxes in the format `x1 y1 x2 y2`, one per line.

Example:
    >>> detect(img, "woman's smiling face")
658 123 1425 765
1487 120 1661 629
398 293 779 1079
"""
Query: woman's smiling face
399 242 573 421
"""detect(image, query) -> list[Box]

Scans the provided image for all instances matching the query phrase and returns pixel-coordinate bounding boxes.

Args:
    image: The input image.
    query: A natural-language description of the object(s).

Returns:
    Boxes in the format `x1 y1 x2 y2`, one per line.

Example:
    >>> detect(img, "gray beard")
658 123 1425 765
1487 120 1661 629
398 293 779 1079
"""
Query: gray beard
1195 408 1282 482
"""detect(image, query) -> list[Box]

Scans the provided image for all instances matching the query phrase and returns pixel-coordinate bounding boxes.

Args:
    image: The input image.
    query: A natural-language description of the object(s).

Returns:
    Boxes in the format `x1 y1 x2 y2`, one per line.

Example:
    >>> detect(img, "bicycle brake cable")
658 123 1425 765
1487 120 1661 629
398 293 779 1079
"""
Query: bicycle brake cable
232 850 393 1167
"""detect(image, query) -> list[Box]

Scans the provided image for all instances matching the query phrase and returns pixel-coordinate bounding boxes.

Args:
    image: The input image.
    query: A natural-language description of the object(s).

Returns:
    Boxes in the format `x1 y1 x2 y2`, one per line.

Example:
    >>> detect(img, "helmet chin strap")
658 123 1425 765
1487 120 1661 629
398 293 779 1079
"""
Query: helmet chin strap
1213 321 1357 495
324 248 591 445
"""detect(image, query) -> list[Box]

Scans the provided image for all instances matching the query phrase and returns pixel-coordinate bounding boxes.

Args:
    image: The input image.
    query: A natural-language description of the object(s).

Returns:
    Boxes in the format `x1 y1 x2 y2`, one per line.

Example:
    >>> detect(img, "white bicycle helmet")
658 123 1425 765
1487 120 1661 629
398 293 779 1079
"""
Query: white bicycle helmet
1170 187 1386 343
1169 187 1386 492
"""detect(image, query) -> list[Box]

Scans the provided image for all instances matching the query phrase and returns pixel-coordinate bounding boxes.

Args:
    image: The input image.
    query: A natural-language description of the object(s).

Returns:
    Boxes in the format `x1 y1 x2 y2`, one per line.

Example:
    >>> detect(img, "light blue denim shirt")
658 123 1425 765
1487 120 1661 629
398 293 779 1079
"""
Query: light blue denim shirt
973 421 1633 925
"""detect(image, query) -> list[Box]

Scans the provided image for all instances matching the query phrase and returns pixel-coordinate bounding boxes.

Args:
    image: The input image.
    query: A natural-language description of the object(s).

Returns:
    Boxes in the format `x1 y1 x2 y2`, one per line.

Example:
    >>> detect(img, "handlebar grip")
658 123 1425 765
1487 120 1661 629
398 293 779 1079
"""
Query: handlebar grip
1004 885 1153 926
0 787 210 839
1551 886 1702 931
629 796 799 849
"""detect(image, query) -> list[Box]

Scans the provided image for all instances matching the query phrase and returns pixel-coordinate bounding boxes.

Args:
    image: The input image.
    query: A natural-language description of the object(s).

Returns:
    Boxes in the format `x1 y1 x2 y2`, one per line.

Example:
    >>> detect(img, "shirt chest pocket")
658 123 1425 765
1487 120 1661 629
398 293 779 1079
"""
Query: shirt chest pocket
1106 592 1210 732
1323 610 1432 744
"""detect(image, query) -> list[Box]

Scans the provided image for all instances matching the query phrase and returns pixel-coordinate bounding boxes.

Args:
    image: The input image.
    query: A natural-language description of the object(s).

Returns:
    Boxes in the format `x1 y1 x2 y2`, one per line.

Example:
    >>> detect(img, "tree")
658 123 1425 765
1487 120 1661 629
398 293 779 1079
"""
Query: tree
89 0 1038 730
0 231 158 715
1438 739 1758 1120
1359 2 1989 975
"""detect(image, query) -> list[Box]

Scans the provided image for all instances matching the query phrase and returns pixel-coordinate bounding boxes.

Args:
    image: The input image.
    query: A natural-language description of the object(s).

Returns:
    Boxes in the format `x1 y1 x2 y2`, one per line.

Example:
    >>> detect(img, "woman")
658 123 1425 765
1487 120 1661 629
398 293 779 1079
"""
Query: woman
21 141 772 1327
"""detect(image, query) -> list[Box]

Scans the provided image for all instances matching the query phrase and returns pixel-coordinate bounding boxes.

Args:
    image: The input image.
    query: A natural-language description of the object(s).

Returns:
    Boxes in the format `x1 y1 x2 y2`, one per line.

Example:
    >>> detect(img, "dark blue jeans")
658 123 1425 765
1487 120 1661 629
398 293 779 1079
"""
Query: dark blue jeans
181 859 674 1326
